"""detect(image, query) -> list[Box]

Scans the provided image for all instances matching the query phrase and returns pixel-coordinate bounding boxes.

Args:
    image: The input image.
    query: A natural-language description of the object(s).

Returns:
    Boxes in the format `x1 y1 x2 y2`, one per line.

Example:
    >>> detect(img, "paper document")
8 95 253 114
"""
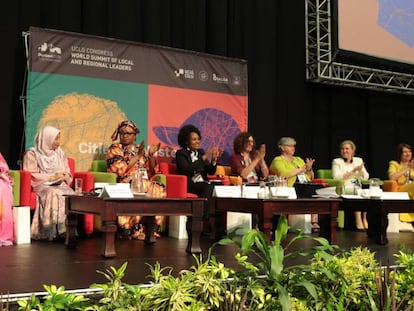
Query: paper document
314 187 339 198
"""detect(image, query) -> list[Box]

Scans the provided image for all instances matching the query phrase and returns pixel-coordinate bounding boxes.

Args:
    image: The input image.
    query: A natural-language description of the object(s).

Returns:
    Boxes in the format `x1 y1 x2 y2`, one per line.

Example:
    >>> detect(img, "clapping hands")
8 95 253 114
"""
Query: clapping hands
255 144 266 161
206 146 223 162
352 162 365 174
305 157 315 170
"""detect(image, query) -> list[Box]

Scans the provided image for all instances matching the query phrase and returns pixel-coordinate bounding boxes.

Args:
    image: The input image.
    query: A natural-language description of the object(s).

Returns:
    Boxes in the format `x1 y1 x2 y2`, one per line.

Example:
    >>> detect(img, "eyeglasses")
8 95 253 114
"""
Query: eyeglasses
119 132 136 136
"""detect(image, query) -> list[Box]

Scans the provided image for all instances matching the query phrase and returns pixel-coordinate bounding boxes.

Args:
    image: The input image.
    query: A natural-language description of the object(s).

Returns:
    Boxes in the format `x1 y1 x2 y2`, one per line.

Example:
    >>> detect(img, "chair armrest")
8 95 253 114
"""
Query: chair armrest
383 180 398 192
73 171 95 193
19 170 32 207
229 176 243 186
9 170 20 206
164 174 198 198
311 178 327 187
90 171 117 183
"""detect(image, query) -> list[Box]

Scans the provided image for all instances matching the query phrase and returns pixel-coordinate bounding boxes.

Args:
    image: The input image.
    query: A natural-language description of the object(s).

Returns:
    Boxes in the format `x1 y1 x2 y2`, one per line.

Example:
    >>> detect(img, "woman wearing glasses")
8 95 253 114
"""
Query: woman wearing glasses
106 120 161 240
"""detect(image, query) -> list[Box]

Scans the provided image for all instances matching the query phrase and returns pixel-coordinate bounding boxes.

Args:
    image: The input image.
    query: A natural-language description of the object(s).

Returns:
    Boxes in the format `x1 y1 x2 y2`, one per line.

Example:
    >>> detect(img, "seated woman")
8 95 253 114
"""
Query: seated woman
332 140 369 231
230 132 269 182
107 120 161 240
269 137 318 231
175 124 221 220
388 143 414 232
0 152 14 246
23 126 75 241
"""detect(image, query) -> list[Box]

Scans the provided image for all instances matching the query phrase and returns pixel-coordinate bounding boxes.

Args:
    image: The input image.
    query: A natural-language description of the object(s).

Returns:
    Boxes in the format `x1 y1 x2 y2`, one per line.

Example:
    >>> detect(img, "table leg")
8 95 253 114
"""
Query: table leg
266 215 277 242
210 198 226 241
65 212 78 248
100 220 117 258
318 214 337 244
143 216 157 245
186 199 203 254
367 200 388 245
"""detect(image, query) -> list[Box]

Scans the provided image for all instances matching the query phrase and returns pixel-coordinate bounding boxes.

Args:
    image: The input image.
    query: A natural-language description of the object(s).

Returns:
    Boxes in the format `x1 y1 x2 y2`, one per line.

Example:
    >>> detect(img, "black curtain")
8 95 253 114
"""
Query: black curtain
1 0 413 179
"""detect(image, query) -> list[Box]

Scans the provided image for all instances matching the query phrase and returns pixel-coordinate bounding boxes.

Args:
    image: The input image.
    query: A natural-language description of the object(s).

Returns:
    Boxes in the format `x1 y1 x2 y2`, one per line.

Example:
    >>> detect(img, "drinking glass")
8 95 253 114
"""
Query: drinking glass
74 178 83 195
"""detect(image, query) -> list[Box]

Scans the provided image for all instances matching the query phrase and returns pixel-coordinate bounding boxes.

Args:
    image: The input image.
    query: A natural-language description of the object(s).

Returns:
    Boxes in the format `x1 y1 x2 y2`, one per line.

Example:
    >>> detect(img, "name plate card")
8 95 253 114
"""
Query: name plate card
342 191 409 200
269 186 297 199
99 183 134 198
380 192 409 200
214 186 241 198
242 186 261 199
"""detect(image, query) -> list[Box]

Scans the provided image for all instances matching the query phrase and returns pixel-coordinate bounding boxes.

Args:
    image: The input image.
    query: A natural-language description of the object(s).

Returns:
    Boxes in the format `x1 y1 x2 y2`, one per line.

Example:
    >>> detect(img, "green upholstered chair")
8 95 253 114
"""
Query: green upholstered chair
316 169 344 189
10 170 21 206
152 173 166 187
90 160 117 183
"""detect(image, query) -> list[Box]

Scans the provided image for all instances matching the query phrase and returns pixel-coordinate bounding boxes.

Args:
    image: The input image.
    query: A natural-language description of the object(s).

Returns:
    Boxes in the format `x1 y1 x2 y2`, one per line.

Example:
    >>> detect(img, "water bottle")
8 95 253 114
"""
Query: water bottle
131 170 145 194
405 170 411 184
258 181 266 199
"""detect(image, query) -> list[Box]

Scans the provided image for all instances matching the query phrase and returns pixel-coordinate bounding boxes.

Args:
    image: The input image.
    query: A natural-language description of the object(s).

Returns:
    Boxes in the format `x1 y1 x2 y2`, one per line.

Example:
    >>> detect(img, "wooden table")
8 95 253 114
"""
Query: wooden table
65 195 206 258
211 197 340 244
340 198 414 245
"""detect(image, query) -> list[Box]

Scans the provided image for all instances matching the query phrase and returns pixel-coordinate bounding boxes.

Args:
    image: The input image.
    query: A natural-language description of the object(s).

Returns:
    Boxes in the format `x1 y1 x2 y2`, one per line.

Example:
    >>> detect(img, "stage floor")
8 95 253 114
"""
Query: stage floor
0 230 413 295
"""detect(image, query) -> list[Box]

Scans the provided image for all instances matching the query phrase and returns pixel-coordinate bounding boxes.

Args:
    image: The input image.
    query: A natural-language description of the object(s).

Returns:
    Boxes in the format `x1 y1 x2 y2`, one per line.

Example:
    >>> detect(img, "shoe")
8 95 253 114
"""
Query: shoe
399 221 414 232
311 222 320 233
355 228 366 232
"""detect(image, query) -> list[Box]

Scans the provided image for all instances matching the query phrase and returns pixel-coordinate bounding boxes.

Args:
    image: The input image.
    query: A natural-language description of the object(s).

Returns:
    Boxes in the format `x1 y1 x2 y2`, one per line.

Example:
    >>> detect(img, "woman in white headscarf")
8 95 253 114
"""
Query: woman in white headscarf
23 126 75 241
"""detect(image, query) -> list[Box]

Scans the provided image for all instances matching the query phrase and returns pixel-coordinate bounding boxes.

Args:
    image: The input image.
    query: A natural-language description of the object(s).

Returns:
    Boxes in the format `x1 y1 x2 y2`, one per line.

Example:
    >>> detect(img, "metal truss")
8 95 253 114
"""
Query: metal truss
305 0 414 95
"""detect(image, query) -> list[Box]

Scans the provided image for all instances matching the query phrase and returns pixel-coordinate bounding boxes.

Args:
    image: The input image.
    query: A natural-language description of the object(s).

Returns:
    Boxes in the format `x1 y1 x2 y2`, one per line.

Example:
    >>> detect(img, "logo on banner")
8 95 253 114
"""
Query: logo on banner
233 75 242 86
198 71 209 81
174 68 195 79
37 42 62 62
212 73 229 84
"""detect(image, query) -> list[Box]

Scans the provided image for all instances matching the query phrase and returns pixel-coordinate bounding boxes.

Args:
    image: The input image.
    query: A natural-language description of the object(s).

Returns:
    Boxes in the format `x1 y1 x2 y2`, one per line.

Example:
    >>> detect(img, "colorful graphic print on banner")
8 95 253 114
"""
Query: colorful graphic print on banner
26 73 148 170
149 85 247 164
26 27 247 171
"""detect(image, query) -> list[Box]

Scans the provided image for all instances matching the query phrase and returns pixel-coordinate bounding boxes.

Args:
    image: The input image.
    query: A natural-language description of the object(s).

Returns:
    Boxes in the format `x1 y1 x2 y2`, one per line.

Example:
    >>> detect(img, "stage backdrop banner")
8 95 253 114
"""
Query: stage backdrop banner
26 27 248 171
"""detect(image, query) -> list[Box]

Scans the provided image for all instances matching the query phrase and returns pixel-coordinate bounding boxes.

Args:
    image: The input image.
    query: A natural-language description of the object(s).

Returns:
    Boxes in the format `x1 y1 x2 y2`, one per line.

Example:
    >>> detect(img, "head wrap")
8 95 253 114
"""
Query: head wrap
35 126 60 156
32 126 65 173
111 120 140 141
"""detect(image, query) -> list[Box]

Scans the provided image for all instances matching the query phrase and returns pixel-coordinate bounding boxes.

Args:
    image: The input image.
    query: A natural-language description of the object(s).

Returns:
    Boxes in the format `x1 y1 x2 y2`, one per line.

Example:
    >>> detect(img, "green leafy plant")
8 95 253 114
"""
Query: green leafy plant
308 246 378 309
17 284 92 311
375 249 414 310
13 216 414 310
142 255 231 310
218 215 338 310
91 261 150 310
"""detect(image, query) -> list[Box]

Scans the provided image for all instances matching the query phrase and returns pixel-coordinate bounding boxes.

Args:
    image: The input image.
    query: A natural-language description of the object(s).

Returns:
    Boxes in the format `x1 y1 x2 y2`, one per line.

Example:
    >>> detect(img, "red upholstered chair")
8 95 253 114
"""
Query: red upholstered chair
20 157 95 235
159 162 197 198
164 174 197 198
159 162 177 174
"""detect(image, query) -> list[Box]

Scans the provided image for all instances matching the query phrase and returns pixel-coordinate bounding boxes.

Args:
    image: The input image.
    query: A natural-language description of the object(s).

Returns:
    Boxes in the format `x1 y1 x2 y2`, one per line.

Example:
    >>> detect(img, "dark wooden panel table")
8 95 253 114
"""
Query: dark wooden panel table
65 195 206 257
340 198 414 245
211 197 340 244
